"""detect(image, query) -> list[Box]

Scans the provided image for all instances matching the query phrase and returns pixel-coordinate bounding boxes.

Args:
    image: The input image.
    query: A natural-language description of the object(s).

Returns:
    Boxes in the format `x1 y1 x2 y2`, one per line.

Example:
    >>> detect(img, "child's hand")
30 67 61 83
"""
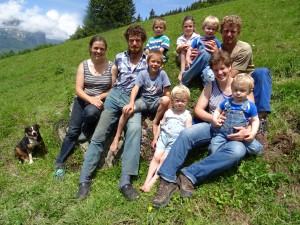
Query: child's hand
123 104 134 115
182 43 190 51
212 117 223 127
151 139 157 150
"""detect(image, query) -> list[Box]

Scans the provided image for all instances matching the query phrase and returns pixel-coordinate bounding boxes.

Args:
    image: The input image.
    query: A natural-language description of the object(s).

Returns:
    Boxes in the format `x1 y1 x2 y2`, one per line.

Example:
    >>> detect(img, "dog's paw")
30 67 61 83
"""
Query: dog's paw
29 160 33 164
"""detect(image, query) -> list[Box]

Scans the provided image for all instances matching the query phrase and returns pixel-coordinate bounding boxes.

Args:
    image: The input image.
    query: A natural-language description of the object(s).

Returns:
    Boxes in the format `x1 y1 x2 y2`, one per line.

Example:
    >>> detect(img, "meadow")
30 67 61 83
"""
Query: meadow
0 0 299 224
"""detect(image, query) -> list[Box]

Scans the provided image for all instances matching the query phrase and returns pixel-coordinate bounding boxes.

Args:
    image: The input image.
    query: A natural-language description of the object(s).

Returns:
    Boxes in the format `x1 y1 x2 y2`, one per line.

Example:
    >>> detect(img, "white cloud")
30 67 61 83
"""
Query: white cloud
0 0 81 40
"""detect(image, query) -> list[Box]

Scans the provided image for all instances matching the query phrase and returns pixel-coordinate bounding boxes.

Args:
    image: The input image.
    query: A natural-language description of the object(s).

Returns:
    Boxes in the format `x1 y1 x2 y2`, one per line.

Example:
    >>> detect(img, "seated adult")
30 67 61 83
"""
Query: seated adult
54 36 115 178
76 24 148 201
152 50 256 208
191 15 272 148
217 15 271 148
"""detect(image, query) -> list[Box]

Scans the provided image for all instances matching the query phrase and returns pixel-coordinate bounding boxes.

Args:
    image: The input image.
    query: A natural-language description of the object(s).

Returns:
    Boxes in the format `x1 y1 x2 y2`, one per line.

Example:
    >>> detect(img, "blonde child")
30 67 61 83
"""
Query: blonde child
140 84 192 192
176 15 200 81
145 17 170 62
110 51 171 152
180 15 221 86
210 74 263 155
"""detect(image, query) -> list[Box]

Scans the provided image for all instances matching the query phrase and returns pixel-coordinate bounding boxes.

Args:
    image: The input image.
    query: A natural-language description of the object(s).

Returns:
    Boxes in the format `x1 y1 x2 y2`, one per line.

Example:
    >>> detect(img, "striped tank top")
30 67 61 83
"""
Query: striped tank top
83 60 113 96
208 81 232 114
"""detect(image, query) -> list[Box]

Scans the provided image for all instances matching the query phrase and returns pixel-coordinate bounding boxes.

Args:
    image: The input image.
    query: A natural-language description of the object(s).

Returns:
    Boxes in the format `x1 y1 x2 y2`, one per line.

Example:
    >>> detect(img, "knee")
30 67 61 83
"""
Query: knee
229 142 247 159
83 105 100 122
159 96 170 107
252 68 271 83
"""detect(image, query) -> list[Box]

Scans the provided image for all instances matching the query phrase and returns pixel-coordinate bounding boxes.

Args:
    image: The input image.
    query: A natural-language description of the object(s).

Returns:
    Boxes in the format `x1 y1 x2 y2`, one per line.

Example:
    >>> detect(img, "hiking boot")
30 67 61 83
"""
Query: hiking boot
120 184 140 201
53 168 65 180
256 116 268 150
178 174 194 198
77 182 91 199
152 178 178 208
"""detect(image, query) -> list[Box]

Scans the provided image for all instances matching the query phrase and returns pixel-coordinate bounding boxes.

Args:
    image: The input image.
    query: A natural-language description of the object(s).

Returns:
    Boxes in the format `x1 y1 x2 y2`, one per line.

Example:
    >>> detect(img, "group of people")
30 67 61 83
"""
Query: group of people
53 14 271 208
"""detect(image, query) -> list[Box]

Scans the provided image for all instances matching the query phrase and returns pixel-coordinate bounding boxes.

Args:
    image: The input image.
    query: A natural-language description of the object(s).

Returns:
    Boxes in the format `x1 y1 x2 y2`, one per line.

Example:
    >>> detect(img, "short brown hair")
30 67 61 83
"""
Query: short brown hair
209 50 232 68
146 50 163 65
152 17 167 30
124 24 147 43
221 15 242 32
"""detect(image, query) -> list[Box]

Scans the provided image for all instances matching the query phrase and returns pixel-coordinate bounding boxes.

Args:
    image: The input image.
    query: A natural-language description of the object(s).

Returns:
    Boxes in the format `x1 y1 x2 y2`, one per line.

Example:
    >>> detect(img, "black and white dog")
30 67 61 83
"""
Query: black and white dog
14 124 47 164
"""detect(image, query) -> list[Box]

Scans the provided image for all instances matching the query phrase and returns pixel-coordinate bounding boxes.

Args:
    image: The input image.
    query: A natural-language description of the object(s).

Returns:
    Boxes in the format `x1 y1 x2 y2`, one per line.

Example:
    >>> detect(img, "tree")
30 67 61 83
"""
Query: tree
71 0 136 39
149 9 156 19
135 13 143 22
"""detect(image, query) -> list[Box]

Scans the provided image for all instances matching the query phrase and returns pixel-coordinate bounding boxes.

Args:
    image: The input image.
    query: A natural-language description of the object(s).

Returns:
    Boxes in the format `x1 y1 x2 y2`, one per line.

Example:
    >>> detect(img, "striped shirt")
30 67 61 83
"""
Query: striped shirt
83 60 113 96
208 81 232 114
113 51 148 93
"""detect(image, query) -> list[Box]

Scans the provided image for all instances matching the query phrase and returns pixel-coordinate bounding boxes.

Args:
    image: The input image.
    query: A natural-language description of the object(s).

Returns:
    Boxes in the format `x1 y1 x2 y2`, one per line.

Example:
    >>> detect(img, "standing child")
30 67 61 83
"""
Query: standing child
180 15 221 86
210 73 263 155
110 50 171 152
140 84 192 192
176 15 200 81
145 17 170 62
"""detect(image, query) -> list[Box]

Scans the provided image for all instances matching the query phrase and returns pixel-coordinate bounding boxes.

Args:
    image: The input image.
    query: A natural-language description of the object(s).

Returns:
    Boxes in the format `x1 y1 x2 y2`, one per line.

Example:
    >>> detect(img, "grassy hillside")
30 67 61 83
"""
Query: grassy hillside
0 0 299 224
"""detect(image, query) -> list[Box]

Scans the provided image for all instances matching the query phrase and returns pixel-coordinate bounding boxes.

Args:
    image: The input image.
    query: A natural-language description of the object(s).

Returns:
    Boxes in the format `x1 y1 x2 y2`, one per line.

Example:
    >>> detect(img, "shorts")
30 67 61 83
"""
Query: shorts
134 97 160 114
156 132 176 153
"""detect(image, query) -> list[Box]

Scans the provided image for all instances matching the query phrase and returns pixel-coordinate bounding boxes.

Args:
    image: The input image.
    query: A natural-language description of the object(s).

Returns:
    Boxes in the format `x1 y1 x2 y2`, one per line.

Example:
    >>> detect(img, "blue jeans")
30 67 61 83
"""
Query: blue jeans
55 97 101 169
157 122 247 185
251 68 272 112
181 48 214 86
79 88 141 183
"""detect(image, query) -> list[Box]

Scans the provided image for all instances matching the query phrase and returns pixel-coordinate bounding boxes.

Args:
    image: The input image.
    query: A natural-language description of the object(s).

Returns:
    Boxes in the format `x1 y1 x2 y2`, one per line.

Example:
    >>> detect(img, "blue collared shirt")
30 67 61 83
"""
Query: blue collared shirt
113 51 147 93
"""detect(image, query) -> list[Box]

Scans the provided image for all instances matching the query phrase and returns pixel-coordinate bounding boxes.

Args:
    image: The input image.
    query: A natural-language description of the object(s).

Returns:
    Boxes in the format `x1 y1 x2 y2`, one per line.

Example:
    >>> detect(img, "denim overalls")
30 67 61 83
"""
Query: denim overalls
210 98 263 155
156 109 189 152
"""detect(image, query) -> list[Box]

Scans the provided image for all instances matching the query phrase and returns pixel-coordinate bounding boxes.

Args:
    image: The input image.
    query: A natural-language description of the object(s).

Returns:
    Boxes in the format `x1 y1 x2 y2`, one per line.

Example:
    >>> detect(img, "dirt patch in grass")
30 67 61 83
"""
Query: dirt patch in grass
265 130 298 160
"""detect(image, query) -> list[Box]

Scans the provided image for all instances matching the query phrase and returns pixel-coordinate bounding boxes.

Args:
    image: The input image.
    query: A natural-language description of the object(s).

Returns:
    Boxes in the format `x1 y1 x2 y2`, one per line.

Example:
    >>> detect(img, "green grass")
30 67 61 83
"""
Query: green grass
0 0 299 224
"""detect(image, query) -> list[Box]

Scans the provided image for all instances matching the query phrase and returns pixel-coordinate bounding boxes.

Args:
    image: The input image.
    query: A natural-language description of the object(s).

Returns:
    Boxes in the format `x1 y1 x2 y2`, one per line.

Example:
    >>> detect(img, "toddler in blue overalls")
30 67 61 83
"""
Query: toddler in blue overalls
210 74 263 155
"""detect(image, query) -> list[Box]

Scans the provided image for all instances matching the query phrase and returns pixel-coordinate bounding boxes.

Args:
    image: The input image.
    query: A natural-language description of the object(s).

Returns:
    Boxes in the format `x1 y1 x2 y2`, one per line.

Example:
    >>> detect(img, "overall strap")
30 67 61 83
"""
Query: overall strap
222 98 233 115
241 99 250 112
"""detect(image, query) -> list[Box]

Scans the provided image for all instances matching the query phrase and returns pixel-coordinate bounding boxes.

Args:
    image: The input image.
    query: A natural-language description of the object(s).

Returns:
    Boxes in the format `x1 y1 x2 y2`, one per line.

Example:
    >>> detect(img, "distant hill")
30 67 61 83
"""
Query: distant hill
0 28 62 53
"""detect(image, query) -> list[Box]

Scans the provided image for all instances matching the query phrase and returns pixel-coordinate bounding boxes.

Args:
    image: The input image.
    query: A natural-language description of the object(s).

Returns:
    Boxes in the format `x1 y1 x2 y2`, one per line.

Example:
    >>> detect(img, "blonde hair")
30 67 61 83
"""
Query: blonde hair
152 17 167 30
171 84 190 100
203 15 219 31
232 73 254 93
221 15 242 32
146 50 163 65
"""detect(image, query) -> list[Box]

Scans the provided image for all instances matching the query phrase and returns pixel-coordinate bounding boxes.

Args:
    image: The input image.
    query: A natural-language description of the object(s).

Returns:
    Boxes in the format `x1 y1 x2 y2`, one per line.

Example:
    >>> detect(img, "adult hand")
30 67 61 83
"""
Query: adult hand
189 48 198 61
90 96 104 109
244 132 255 142
205 40 218 53
227 126 247 141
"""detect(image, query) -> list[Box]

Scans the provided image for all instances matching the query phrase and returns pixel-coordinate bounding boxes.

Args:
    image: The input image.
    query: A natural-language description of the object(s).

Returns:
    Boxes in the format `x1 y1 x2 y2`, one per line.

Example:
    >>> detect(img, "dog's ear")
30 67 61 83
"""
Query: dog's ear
25 126 31 133
34 124 40 130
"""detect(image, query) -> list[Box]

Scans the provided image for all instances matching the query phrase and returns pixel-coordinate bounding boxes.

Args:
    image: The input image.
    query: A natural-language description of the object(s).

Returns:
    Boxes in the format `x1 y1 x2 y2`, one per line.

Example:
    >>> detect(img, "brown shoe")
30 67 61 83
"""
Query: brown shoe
256 116 268 150
178 174 194 198
152 178 178 208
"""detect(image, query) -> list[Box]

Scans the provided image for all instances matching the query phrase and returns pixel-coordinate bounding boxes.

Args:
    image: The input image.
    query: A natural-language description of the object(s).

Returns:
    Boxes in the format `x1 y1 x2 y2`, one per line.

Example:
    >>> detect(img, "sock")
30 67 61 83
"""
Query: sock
119 174 130 189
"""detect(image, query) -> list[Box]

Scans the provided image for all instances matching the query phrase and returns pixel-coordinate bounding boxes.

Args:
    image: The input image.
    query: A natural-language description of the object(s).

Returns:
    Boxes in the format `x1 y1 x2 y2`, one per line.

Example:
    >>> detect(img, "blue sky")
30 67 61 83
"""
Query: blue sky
0 0 191 40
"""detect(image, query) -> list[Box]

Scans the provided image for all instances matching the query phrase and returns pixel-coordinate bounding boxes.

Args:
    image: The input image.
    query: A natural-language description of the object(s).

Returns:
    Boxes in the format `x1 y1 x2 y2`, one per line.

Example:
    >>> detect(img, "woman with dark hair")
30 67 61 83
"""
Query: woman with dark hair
54 35 116 178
